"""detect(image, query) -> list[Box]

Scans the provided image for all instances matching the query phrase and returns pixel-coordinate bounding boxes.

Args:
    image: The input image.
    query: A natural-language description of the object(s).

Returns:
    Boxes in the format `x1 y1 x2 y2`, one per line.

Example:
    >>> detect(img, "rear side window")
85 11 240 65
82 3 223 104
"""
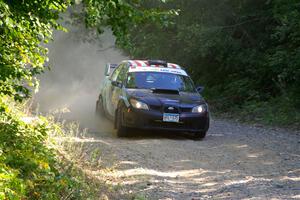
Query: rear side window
116 65 128 83
111 65 123 81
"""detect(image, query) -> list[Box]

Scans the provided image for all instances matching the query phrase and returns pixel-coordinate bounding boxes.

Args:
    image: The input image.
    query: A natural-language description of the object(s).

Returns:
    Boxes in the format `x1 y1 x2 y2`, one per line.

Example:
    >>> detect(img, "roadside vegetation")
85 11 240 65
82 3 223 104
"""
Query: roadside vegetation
0 97 101 199
0 0 172 198
121 0 300 128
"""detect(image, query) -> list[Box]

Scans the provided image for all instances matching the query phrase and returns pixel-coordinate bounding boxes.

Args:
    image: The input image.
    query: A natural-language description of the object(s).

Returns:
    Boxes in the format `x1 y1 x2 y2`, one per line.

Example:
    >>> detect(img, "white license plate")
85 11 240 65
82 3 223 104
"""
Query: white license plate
163 113 180 123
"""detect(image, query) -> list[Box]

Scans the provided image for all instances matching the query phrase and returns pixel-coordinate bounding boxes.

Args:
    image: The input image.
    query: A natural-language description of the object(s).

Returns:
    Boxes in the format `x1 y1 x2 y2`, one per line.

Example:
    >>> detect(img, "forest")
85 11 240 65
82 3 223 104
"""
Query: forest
122 0 300 126
0 0 299 199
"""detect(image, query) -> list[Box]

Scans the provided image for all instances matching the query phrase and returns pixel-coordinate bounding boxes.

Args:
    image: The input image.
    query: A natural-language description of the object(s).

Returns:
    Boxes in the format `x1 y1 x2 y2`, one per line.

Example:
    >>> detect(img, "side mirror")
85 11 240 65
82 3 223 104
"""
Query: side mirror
196 86 204 93
105 63 118 76
111 81 122 88
104 64 110 76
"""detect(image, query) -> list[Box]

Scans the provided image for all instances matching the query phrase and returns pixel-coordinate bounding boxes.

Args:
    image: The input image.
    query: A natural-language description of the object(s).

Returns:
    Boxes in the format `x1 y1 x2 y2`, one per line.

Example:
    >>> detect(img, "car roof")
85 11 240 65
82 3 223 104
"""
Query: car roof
123 60 188 76
125 60 182 69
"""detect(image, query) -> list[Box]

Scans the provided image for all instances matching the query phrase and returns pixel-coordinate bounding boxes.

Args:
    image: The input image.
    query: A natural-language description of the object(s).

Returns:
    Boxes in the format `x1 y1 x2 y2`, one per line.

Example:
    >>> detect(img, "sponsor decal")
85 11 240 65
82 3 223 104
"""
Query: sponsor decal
129 67 188 76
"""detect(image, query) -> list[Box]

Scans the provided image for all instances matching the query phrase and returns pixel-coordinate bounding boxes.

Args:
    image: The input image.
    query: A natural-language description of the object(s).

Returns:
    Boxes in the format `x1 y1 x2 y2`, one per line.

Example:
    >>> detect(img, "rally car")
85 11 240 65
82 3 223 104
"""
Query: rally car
96 60 210 139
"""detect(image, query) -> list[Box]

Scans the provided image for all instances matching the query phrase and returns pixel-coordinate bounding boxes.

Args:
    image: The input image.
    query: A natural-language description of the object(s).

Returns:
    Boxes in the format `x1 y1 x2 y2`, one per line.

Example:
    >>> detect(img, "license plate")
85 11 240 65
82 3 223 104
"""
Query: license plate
163 113 179 123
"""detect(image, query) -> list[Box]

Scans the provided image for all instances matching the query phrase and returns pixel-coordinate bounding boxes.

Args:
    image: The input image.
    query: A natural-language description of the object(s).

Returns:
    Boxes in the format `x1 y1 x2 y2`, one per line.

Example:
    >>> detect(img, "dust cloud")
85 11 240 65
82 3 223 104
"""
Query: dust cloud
35 19 127 132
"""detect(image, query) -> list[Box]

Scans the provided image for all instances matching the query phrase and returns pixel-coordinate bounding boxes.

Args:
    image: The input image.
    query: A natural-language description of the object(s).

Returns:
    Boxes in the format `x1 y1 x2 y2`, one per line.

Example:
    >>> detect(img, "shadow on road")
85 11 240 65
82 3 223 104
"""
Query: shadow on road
91 115 203 141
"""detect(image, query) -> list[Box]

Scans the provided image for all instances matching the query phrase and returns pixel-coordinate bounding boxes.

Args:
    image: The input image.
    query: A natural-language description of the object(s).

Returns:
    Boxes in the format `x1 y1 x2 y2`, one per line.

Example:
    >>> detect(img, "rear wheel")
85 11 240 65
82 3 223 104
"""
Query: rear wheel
95 97 104 117
115 106 127 137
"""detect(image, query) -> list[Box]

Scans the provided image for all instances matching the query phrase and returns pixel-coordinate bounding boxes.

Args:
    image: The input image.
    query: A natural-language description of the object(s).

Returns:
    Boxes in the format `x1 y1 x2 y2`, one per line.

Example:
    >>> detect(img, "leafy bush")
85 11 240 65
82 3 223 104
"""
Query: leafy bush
0 97 80 199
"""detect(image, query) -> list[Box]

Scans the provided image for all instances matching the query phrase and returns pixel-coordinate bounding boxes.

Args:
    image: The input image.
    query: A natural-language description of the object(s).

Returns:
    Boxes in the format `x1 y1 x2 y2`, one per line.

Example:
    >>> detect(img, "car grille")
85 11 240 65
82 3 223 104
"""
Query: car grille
149 120 201 130
150 105 161 111
163 106 179 113
180 107 192 113
149 121 198 129
149 121 186 129
150 105 192 113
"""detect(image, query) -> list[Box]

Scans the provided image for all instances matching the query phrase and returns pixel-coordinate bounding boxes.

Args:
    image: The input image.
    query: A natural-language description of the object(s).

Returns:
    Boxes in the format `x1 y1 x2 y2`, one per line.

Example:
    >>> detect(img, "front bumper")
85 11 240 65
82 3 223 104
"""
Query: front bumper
122 108 209 133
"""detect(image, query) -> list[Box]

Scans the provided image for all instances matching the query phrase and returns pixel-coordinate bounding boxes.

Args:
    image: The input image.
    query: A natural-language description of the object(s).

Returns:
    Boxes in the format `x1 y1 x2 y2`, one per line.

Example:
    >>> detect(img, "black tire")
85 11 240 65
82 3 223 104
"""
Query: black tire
193 131 207 140
193 118 209 140
95 97 104 117
115 106 127 137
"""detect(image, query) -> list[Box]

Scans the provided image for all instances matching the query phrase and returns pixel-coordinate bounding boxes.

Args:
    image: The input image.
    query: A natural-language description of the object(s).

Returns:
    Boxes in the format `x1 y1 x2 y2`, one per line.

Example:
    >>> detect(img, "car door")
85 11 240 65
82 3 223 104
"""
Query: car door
105 64 123 117
111 64 129 114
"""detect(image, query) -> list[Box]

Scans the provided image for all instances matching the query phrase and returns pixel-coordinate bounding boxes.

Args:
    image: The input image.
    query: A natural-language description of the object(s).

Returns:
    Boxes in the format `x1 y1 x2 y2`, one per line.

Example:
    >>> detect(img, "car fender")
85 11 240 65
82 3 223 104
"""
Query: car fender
120 88 130 108
99 77 115 119
99 77 109 106
98 94 109 117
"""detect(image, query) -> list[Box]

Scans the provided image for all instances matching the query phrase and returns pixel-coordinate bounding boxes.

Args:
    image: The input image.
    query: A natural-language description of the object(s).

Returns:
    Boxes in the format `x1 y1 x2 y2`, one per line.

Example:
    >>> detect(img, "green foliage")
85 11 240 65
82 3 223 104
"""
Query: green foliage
122 0 300 127
81 0 178 47
0 0 175 101
0 98 71 199
0 0 69 101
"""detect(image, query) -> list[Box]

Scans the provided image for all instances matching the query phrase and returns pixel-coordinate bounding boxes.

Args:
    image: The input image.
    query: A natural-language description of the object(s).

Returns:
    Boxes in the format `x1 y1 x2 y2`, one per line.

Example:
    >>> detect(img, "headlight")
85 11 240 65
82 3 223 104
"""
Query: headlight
130 99 149 110
192 104 207 113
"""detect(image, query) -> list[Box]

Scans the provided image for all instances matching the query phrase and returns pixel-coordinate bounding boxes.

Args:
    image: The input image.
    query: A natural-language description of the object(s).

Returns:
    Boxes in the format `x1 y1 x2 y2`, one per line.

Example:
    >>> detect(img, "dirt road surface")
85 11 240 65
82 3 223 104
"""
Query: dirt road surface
61 115 300 200
36 20 299 200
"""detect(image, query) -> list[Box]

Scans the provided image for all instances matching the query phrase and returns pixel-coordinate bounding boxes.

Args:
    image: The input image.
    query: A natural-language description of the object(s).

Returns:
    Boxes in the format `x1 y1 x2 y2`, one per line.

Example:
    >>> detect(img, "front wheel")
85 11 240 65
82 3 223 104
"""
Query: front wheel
193 131 207 140
115 107 127 137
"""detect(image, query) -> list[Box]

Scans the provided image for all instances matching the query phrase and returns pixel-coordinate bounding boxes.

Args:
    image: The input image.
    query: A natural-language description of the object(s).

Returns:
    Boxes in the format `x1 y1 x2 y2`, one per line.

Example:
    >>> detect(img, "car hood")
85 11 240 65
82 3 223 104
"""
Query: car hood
126 89 205 107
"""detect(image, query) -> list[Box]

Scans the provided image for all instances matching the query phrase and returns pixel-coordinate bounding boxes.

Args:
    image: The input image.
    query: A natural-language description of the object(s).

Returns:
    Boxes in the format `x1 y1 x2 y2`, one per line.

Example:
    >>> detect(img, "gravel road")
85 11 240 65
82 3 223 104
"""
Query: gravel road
37 21 299 200
63 116 300 200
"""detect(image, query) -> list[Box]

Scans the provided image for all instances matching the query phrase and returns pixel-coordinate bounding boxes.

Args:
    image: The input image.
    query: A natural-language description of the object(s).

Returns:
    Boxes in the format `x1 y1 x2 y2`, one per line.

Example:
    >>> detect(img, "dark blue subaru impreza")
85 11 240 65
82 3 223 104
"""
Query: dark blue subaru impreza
96 60 209 139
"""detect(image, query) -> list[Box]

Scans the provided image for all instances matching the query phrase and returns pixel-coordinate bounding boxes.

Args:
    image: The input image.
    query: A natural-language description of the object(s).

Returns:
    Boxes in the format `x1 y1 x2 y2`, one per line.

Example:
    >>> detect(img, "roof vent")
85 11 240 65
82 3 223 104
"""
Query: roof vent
148 60 167 67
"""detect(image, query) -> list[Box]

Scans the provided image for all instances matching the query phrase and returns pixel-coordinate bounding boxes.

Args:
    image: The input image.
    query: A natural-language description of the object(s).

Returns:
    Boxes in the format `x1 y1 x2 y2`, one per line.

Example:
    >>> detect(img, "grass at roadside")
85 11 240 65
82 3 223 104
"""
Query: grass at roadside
209 96 300 130
0 95 148 199
0 97 87 199
50 119 148 200
0 97 104 199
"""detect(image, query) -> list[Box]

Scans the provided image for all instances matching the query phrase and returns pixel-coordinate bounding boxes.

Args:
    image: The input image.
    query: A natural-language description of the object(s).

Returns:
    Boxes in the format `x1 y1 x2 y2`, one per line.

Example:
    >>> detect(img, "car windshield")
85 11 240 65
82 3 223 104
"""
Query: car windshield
126 72 196 93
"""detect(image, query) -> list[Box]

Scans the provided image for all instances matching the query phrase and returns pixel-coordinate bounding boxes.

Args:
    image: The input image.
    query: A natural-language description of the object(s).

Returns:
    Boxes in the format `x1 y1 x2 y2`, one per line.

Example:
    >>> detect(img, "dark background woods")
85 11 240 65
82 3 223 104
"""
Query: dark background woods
122 0 300 127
